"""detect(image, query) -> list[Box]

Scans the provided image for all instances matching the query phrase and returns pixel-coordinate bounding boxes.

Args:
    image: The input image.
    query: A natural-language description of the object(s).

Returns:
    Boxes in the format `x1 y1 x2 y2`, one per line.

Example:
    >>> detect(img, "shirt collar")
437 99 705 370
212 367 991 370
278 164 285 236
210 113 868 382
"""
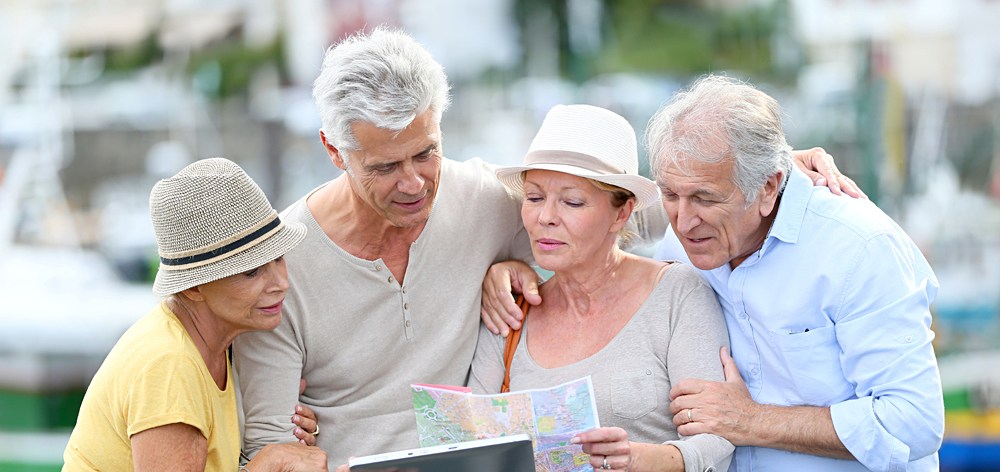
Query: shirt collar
766 165 812 246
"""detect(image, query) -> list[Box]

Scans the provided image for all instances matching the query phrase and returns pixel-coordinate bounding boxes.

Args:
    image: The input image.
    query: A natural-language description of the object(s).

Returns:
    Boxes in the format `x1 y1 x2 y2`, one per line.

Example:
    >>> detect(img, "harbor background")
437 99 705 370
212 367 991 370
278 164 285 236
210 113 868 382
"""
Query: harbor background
1 0 999 470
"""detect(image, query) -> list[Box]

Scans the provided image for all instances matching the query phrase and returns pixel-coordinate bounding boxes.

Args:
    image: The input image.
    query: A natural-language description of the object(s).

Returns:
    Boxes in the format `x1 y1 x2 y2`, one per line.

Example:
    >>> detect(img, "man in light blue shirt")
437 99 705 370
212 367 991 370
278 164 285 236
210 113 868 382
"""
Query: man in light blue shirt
651 75 943 472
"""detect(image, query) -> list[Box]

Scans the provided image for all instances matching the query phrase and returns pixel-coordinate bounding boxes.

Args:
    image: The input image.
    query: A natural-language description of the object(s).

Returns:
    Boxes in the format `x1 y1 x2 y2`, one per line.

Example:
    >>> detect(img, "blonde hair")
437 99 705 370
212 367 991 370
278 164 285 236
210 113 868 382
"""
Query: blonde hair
587 179 639 249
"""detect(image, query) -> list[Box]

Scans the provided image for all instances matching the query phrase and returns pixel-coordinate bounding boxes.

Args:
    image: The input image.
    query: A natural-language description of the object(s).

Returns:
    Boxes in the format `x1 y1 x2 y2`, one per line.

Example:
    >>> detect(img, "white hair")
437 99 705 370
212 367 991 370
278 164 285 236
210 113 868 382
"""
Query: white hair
645 75 793 205
312 26 451 164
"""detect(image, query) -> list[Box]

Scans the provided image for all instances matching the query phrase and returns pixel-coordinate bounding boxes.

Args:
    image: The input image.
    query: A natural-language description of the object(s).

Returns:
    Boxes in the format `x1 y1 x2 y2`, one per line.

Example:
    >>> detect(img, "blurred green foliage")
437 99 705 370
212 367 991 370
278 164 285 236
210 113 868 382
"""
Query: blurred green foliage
102 33 164 73
515 0 797 81
604 0 793 78
187 35 288 98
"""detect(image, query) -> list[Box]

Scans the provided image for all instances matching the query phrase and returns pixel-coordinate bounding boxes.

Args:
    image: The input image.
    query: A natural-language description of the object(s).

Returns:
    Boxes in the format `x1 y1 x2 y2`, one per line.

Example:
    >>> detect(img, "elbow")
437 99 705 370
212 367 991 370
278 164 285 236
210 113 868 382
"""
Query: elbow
880 397 945 461
909 394 945 460
905 414 943 461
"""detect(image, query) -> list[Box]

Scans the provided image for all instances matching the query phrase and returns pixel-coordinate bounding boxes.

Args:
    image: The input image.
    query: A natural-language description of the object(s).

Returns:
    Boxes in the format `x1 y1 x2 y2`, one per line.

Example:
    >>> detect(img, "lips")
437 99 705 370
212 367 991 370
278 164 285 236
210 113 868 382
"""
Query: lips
393 196 426 211
685 236 711 244
259 300 283 314
536 238 565 251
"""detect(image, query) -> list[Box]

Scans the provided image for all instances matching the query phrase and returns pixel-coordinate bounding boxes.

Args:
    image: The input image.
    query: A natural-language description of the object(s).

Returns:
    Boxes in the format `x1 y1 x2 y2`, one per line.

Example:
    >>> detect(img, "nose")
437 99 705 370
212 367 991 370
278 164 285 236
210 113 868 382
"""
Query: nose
675 199 701 235
538 198 559 226
397 160 425 195
267 258 290 292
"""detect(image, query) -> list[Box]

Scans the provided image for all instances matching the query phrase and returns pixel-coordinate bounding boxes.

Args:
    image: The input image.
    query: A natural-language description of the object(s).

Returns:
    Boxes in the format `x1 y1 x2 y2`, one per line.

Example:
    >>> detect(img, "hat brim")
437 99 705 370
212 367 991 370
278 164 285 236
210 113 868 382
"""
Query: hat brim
495 164 661 211
152 220 307 297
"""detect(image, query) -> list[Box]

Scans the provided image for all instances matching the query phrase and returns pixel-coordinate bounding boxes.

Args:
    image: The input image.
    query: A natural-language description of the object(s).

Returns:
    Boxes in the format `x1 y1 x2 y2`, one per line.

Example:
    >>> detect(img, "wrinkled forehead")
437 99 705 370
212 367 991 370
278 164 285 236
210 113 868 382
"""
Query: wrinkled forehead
658 157 735 190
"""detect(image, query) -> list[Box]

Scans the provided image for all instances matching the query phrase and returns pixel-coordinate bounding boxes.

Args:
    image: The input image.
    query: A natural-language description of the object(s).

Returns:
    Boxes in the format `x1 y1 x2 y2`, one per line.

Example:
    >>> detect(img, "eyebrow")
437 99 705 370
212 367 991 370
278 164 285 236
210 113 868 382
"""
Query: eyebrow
364 142 439 170
659 184 721 199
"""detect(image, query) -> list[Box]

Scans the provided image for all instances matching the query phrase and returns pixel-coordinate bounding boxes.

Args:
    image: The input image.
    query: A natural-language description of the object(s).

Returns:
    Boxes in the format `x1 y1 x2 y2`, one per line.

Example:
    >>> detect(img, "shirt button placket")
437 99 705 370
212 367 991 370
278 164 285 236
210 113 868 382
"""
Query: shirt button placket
401 286 413 340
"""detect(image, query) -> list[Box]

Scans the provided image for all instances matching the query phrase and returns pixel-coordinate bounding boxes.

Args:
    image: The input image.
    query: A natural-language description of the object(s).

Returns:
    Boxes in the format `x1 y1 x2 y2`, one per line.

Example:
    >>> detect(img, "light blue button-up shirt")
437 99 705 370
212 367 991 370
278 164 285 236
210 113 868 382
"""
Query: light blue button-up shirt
655 166 944 472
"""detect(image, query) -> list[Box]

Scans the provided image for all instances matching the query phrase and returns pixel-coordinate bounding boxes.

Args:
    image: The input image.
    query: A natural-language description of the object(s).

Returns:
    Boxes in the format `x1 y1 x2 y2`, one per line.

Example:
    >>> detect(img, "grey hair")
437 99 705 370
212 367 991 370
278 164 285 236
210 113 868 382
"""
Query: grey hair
644 75 793 205
312 26 451 163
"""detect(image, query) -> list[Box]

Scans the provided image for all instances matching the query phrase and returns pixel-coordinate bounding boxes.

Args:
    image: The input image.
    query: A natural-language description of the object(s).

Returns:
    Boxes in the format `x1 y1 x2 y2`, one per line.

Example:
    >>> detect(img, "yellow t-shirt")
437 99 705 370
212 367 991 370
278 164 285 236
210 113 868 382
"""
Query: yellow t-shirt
63 302 239 472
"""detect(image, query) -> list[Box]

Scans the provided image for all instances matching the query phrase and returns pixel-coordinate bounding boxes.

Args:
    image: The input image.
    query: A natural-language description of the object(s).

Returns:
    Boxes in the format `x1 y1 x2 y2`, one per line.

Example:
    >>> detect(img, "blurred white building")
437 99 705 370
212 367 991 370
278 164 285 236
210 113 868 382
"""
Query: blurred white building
792 0 1000 105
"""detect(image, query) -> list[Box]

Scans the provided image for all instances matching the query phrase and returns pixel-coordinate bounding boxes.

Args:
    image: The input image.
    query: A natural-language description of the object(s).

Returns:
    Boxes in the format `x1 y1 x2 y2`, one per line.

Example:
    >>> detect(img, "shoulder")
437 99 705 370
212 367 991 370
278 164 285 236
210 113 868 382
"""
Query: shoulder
659 261 712 293
433 157 522 225
804 190 899 242
112 304 192 361
96 307 208 400
131 308 203 374
648 262 723 320
440 157 516 200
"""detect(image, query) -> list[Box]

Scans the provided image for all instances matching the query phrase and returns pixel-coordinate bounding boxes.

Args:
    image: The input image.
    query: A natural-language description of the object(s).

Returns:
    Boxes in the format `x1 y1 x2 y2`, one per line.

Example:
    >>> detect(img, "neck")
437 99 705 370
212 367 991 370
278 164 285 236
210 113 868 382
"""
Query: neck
730 195 782 269
543 244 628 319
166 296 237 379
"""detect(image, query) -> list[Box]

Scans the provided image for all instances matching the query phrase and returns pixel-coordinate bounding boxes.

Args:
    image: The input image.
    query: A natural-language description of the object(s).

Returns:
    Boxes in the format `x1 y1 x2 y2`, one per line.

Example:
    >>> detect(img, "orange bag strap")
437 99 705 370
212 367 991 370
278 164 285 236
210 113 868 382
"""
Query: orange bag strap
500 295 531 393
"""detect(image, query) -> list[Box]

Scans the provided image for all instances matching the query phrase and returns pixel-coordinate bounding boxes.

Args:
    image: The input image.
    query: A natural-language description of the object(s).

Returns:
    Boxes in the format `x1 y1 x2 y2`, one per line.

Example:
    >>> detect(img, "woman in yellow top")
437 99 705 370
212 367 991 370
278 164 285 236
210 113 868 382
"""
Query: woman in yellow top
63 158 327 472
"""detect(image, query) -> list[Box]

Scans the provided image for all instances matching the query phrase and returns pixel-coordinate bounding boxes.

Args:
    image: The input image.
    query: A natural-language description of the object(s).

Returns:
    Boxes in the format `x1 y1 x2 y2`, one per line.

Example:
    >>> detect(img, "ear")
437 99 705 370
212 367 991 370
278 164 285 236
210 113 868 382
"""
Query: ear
758 171 782 218
320 130 348 172
609 198 635 234
179 285 207 303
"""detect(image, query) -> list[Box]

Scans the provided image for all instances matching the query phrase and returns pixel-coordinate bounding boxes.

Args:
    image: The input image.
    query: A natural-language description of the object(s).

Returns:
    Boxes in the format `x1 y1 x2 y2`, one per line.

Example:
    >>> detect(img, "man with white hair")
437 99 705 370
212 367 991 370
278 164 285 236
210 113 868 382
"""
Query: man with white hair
232 27 533 467
653 76 943 471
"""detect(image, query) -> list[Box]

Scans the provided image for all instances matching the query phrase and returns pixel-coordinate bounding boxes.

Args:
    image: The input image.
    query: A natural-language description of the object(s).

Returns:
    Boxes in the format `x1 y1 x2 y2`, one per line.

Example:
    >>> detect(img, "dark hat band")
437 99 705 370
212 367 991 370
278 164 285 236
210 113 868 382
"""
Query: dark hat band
159 215 283 270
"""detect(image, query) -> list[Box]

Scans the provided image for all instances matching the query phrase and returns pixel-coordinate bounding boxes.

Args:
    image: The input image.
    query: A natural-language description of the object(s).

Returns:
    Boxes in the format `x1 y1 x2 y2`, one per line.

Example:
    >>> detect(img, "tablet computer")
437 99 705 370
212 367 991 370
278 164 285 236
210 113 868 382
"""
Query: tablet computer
348 434 535 472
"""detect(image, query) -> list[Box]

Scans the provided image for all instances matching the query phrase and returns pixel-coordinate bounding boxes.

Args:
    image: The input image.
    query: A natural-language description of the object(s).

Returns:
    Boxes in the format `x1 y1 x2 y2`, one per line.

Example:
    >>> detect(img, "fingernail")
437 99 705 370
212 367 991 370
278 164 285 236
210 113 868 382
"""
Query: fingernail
293 415 300 423
529 288 538 295
570 436 580 444
296 405 303 413
816 178 826 186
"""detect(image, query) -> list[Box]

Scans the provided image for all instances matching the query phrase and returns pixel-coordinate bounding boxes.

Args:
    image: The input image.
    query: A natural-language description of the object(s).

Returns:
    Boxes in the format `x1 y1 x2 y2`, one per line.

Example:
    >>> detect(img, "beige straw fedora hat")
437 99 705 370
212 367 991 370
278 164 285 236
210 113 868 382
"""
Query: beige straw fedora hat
149 158 306 297
495 104 660 211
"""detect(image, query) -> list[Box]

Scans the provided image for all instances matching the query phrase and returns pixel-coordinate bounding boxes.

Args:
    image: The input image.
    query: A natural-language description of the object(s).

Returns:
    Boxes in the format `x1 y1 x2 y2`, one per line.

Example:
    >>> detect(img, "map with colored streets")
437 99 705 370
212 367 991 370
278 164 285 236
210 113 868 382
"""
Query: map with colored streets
412 376 599 472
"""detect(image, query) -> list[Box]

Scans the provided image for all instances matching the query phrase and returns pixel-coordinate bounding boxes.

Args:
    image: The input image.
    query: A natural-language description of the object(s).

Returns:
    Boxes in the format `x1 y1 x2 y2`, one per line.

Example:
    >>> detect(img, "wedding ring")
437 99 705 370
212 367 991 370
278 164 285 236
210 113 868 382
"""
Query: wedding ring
310 423 319 437
687 409 693 422
601 456 611 469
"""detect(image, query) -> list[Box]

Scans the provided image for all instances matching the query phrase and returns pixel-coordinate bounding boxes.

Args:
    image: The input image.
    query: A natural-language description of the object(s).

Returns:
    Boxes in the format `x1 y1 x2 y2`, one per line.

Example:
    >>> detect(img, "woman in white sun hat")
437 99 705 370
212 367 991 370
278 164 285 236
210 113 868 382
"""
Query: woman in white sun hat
63 158 328 472
469 105 733 472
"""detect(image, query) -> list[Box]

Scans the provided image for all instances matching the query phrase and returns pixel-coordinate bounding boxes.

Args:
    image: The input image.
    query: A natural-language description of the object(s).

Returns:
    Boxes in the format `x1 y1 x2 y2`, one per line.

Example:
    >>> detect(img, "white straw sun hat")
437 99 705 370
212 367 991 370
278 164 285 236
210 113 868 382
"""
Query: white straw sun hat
495 104 660 211
149 158 306 297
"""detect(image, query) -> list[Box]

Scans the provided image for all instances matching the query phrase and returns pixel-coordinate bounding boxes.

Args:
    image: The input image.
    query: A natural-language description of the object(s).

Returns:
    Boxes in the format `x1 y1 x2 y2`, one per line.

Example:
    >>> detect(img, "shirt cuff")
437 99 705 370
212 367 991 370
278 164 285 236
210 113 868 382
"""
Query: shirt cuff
831 397 909 472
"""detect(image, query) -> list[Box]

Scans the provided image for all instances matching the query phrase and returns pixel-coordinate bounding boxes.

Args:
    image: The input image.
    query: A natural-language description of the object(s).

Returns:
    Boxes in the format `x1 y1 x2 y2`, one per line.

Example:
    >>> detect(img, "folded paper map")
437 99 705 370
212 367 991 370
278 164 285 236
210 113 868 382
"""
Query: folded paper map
411 376 600 472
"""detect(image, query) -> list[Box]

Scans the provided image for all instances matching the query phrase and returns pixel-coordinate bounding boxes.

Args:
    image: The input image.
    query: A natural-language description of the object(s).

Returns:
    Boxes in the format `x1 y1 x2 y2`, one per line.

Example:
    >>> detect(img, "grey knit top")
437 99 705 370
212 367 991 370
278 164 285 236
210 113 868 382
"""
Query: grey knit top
469 263 734 472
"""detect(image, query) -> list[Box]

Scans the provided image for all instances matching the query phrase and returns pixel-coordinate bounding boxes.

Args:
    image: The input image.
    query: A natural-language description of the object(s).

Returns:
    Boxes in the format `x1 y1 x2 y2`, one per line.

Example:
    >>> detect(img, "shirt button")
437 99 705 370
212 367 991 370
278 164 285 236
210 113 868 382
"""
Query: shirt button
388 276 394 283
376 265 382 271
705 467 716 472
402 287 407 293
752 368 759 375
405 320 410 327
404 303 409 309
646 369 652 375
905 335 913 343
